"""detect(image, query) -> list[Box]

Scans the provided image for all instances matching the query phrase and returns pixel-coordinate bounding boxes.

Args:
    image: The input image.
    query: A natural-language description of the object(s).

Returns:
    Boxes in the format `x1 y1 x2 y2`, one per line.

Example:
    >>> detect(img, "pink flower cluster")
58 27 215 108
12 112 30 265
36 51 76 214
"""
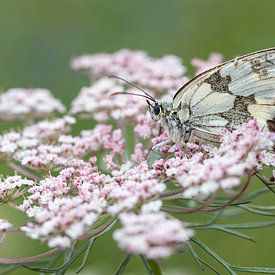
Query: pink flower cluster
71 49 189 122
0 175 33 202
15 120 274 253
114 201 193 259
71 49 187 92
22 116 76 142
71 78 148 122
0 49 274 261
13 124 124 170
191 53 224 75
152 120 274 198
0 88 65 121
0 219 12 232
19 159 166 247
0 116 75 164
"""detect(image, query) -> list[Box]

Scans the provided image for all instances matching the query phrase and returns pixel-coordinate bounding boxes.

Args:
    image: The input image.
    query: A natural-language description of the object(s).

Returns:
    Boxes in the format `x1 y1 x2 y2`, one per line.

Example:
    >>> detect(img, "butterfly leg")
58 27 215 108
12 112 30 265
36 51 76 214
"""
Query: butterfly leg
150 139 171 153
147 139 171 166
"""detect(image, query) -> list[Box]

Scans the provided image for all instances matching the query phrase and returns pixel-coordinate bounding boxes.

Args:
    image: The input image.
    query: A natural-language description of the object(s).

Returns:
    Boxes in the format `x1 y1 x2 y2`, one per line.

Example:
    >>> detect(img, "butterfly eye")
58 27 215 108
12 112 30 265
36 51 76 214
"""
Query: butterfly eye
153 104 161 115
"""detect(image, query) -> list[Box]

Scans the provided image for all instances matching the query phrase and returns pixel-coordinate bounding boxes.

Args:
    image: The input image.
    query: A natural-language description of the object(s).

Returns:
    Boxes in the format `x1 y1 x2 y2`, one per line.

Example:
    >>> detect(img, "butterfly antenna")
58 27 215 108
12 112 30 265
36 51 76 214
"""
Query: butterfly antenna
108 75 156 102
109 91 156 103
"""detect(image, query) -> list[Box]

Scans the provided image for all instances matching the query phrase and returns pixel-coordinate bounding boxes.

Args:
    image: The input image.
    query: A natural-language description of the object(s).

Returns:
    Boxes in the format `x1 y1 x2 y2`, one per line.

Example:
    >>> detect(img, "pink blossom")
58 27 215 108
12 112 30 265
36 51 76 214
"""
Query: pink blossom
0 88 65 121
134 113 159 139
21 195 103 247
191 53 223 75
71 49 187 92
106 162 166 215
22 116 76 142
0 219 12 232
113 201 193 259
0 176 34 202
177 120 274 198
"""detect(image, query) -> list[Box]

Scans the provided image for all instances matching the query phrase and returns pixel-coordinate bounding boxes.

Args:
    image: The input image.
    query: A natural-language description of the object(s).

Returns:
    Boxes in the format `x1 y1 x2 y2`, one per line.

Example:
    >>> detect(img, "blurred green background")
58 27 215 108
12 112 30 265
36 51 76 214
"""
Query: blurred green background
0 0 275 274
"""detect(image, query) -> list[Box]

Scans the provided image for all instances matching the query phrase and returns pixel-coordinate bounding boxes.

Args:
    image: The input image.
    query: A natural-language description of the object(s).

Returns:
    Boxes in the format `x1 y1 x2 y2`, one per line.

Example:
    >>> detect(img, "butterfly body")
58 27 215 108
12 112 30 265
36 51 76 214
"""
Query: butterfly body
161 109 191 144
148 48 275 146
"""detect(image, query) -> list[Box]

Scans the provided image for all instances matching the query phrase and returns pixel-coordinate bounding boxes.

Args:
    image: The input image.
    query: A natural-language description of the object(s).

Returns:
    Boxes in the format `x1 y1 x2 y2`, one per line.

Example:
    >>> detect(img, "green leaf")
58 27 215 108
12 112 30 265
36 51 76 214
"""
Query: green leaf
147 259 162 275
194 220 275 242
238 205 275 216
186 243 205 271
22 265 59 273
196 257 220 274
194 219 275 230
231 265 275 273
240 188 268 201
0 264 17 274
191 237 275 274
139 255 153 275
76 239 95 274
192 211 223 228
40 254 63 275
222 208 245 217
22 240 92 273
56 240 92 274
115 254 133 275
207 226 255 242
191 237 237 275
255 173 275 194
249 205 275 211
222 220 275 229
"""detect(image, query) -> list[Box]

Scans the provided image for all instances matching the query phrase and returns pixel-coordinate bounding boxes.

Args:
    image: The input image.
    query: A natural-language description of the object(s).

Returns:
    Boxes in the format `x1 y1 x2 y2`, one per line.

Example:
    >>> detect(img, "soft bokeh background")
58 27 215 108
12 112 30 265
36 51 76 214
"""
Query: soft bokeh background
0 0 274 274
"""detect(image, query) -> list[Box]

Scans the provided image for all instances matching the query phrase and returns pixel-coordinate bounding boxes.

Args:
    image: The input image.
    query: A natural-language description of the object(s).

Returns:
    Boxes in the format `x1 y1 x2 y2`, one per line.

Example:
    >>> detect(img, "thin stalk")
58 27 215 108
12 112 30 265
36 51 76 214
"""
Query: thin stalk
203 174 252 212
7 161 40 181
0 248 63 264
162 193 216 214
79 216 117 240
159 187 186 198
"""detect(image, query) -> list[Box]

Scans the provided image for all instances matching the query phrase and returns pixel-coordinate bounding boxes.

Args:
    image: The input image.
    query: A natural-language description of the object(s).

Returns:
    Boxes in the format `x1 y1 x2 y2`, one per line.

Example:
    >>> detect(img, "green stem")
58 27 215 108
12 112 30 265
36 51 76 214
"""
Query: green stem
191 237 236 275
115 254 133 275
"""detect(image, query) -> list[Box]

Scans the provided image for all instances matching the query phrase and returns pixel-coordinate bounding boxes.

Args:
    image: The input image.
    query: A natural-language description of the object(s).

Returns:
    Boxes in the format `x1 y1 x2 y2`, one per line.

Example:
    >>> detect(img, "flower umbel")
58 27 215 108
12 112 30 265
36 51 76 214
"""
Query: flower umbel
0 49 274 274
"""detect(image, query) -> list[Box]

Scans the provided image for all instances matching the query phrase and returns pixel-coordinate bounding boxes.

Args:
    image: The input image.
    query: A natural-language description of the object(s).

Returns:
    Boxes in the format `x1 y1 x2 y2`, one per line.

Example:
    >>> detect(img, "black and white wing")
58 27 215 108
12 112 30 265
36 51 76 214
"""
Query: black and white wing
173 48 275 143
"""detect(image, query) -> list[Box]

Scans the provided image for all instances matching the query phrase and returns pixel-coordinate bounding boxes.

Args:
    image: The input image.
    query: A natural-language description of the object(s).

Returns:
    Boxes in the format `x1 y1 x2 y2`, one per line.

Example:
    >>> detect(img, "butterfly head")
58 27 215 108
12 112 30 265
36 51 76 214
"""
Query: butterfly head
108 76 170 122
147 100 166 121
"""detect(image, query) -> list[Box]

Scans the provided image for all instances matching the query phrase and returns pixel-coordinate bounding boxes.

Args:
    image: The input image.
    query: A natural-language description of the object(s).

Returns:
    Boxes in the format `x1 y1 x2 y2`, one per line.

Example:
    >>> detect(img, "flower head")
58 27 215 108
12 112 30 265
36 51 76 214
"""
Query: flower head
0 88 65 121
113 201 193 259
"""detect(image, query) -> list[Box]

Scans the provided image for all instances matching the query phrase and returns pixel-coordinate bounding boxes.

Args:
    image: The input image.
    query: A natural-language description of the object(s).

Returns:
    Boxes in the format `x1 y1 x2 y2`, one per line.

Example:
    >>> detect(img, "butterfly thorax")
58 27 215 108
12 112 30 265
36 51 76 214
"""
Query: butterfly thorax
161 112 191 144
150 101 191 144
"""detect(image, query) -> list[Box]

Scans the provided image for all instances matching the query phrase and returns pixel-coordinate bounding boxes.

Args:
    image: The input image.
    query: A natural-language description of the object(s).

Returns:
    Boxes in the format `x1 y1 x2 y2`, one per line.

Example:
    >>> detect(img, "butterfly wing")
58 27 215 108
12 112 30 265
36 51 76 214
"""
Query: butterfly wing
173 48 275 143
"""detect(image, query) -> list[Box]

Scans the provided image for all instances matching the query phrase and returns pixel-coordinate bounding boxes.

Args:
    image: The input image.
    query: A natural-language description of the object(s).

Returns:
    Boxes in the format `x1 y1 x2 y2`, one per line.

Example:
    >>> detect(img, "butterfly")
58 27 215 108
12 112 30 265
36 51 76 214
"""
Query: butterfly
112 48 275 147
